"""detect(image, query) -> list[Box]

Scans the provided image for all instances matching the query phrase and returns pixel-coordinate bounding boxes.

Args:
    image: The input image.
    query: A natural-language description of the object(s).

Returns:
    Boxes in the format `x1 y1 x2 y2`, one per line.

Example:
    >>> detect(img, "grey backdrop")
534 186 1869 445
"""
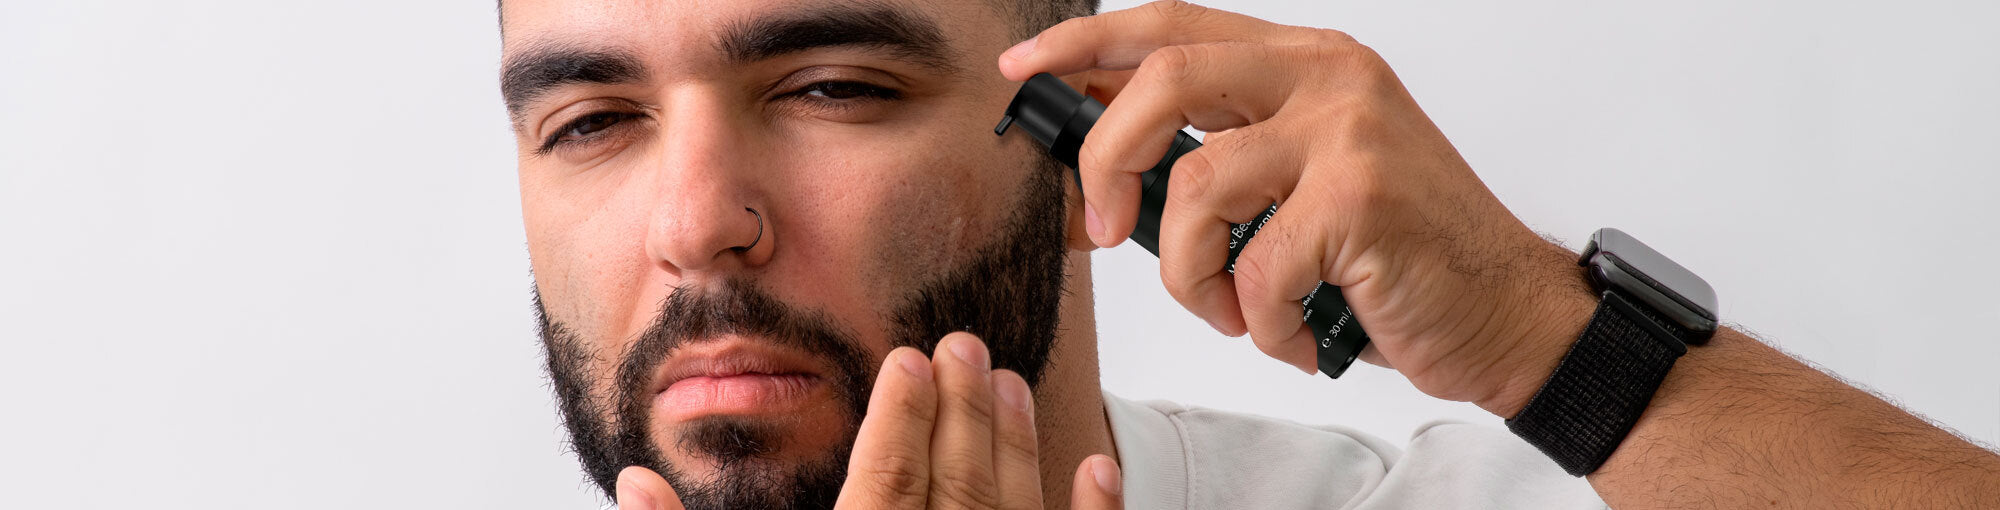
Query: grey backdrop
3 0 1995 507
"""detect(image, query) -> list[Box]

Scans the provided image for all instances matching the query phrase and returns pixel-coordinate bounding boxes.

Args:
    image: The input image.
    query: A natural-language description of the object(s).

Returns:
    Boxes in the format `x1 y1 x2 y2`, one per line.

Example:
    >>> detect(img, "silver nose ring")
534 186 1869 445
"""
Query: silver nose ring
732 207 763 252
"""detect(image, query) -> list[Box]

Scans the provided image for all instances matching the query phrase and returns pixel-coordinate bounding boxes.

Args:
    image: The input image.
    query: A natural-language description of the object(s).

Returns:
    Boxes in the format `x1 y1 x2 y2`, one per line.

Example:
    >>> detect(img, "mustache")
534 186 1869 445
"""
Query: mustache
612 279 873 401
606 279 877 463
536 151 1070 504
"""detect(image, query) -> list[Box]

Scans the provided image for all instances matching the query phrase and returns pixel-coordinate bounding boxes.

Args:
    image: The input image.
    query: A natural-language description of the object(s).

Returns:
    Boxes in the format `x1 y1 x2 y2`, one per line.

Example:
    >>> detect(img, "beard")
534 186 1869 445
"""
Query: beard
534 154 1071 508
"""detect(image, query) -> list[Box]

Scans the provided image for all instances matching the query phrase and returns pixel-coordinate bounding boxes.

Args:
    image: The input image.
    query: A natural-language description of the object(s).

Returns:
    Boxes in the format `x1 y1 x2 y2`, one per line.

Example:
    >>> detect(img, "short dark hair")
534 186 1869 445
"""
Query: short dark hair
499 0 1100 42
1003 0 1101 39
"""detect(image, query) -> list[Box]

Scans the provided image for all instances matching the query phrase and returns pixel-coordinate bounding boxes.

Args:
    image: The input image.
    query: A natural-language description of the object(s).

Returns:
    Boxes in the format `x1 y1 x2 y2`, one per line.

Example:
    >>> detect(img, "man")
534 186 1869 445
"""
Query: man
498 0 2000 508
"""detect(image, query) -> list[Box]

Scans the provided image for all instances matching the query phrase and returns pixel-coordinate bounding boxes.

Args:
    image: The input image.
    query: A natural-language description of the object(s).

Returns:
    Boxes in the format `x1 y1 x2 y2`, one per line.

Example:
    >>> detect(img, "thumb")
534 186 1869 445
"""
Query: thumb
1070 454 1124 510
616 465 684 510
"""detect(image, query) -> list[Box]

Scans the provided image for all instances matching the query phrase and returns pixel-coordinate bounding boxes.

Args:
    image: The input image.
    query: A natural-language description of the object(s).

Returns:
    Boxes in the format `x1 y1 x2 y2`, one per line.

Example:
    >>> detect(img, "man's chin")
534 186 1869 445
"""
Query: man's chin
659 412 856 472
650 416 855 510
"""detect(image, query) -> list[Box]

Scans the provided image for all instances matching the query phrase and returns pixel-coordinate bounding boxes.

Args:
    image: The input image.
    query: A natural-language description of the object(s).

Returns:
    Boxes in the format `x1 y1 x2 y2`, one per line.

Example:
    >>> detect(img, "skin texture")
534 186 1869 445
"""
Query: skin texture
503 0 1120 508
1000 1 2000 508
618 337 1125 510
507 0 2000 507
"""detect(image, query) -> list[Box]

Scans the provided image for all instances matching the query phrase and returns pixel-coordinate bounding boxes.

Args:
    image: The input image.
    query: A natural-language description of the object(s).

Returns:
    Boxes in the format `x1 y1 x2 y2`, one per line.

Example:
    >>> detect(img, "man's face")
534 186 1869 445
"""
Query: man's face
500 0 1072 506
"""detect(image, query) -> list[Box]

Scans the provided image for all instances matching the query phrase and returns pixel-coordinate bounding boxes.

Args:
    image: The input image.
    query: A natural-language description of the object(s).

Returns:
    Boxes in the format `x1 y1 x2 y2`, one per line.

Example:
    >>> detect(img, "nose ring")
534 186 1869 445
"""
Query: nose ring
732 207 763 252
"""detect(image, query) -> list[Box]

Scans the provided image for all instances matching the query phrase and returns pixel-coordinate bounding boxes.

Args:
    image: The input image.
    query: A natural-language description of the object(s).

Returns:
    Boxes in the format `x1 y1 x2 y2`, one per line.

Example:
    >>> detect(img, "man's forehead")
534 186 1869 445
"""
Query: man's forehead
499 0 996 59
497 0 1011 120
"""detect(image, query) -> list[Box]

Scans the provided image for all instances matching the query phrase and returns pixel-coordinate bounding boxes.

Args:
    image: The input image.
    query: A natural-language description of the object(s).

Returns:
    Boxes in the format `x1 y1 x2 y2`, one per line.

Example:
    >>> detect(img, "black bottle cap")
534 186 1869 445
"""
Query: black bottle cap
995 73 1101 169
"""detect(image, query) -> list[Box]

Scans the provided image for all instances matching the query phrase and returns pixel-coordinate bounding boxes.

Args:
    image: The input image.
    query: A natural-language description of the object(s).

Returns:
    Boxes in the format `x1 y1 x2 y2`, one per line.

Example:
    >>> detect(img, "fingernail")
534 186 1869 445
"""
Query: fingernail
996 374 1033 417
1084 202 1105 246
1090 456 1122 496
1204 317 1230 336
896 349 932 381
948 336 990 371
1004 36 1039 60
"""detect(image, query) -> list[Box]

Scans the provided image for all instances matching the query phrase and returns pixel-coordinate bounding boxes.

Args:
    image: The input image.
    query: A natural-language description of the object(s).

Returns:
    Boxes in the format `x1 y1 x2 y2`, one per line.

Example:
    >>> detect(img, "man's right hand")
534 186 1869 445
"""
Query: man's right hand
612 333 1124 510
997 0 1597 417
1002 3 2000 508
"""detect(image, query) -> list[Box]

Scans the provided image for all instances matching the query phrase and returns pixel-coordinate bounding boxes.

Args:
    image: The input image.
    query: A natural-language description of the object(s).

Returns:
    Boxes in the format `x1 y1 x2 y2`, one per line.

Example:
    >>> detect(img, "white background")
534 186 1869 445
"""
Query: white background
3 0 1996 507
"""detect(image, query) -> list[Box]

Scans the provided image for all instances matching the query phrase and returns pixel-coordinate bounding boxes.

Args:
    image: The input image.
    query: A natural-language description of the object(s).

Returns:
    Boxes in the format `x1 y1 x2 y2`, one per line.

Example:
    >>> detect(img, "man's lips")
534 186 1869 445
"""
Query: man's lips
649 338 829 420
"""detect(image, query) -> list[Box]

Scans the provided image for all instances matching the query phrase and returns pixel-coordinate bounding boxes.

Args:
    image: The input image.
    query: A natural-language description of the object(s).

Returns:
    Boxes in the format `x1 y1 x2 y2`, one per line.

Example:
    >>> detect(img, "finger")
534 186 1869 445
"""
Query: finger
1359 343 1392 368
1155 122 1307 337
1230 187 1339 373
1078 68 1139 104
998 0 1346 81
929 332 1001 508
1277 324 1321 374
835 347 938 509
990 369 1042 510
1069 455 1124 510
616 466 685 510
1074 43 1312 247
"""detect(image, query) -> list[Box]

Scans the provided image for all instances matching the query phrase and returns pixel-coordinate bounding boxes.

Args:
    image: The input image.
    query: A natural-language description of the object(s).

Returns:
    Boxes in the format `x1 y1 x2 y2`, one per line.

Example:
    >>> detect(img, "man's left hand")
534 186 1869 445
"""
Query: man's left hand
612 333 1125 509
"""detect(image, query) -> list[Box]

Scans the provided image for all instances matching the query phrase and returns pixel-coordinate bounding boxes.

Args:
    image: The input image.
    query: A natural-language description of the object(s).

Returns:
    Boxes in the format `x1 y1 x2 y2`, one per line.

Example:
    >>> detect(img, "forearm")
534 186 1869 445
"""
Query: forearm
995 3 1999 505
1587 327 2000 508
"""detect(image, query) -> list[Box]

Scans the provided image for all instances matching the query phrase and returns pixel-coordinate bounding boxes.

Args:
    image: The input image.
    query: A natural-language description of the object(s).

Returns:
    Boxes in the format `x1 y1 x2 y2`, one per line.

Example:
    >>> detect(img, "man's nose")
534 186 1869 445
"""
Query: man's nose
643 114 774 276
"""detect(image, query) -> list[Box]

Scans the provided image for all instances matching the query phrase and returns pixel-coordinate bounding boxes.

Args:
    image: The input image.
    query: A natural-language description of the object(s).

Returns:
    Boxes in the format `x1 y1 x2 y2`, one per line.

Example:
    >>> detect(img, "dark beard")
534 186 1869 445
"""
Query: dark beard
534 156 1070 508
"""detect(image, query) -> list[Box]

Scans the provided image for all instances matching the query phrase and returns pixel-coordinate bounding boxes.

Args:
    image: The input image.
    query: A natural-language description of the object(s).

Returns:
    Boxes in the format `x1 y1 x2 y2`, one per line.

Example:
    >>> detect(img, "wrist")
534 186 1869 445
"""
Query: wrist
1473 250 1599 419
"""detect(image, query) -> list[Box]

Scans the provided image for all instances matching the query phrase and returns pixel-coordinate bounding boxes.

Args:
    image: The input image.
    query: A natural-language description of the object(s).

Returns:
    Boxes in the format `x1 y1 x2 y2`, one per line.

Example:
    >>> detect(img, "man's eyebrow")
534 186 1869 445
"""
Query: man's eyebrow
500 45 647 120
719 3 958 73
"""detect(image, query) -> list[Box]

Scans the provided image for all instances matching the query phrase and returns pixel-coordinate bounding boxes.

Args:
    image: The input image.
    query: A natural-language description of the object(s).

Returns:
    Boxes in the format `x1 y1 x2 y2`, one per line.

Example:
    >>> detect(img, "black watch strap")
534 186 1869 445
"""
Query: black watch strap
1506 289 1687 476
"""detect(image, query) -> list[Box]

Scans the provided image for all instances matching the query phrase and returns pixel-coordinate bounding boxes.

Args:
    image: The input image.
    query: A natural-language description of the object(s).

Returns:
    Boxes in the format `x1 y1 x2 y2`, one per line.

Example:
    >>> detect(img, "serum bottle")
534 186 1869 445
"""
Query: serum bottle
995 73 1370 378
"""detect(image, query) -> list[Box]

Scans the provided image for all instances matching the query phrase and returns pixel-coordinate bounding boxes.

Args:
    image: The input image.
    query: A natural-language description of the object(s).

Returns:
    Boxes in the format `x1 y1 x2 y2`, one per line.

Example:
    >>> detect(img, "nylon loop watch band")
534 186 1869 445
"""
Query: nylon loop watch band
1506 289 1686 476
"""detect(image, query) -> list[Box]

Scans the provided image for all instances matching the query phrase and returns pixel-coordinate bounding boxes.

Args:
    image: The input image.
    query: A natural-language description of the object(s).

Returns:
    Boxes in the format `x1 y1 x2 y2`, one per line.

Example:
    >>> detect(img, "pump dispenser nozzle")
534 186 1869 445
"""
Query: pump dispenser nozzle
996 73 1371 379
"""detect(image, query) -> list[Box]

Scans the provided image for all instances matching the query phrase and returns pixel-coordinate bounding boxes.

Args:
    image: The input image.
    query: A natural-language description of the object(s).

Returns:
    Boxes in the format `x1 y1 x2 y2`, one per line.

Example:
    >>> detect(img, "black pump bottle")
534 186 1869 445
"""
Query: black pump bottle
995 73 1369 378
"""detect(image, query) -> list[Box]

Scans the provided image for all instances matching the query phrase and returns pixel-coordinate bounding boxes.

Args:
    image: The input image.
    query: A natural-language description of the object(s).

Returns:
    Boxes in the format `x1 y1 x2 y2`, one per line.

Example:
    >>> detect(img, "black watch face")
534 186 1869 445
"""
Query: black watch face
1583 228 1718 329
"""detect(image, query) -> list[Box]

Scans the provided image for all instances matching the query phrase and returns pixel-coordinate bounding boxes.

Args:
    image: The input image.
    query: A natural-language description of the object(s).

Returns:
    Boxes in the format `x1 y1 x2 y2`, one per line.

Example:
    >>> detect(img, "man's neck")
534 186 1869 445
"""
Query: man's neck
1032 250 1118 509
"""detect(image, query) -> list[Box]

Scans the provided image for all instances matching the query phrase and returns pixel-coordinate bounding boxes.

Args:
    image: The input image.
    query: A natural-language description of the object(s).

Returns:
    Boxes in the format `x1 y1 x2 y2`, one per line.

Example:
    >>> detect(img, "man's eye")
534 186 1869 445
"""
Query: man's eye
563 112 629 137
538 111 637 154
795 81 901 101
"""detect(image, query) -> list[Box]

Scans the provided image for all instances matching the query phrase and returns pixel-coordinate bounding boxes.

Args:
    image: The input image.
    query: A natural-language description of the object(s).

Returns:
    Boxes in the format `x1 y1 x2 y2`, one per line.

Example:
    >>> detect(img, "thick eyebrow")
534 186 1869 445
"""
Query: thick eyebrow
719 3 958 74
499 45 646 120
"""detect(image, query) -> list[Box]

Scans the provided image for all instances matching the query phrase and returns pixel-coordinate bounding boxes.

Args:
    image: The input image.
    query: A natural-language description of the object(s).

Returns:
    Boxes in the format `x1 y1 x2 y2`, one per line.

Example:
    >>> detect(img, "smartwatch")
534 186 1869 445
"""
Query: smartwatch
1506 228 1719 476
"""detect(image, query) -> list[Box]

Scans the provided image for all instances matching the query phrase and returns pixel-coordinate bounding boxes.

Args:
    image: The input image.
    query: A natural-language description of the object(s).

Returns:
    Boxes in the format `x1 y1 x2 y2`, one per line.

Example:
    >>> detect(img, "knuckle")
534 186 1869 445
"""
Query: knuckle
1078 141 1120 180
858 454 930 501
883 387 938 425
1329 97 1371 130
1146 0 1207 24
1231 249 1278 302
1168 148 1217 206
1307 28 1356 45
932 468 1002 508
1205 126 1276 175
1316 94 1383 145
1324 158 1387 212
940 388 997 428
1335 44 1397 89
1139 44 1199 86
1158 259 1204 304
1250 325 1298 357
1284 27 1354 48
1208 124 1261 149
1232 233 1295 301
996 432 1041 467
